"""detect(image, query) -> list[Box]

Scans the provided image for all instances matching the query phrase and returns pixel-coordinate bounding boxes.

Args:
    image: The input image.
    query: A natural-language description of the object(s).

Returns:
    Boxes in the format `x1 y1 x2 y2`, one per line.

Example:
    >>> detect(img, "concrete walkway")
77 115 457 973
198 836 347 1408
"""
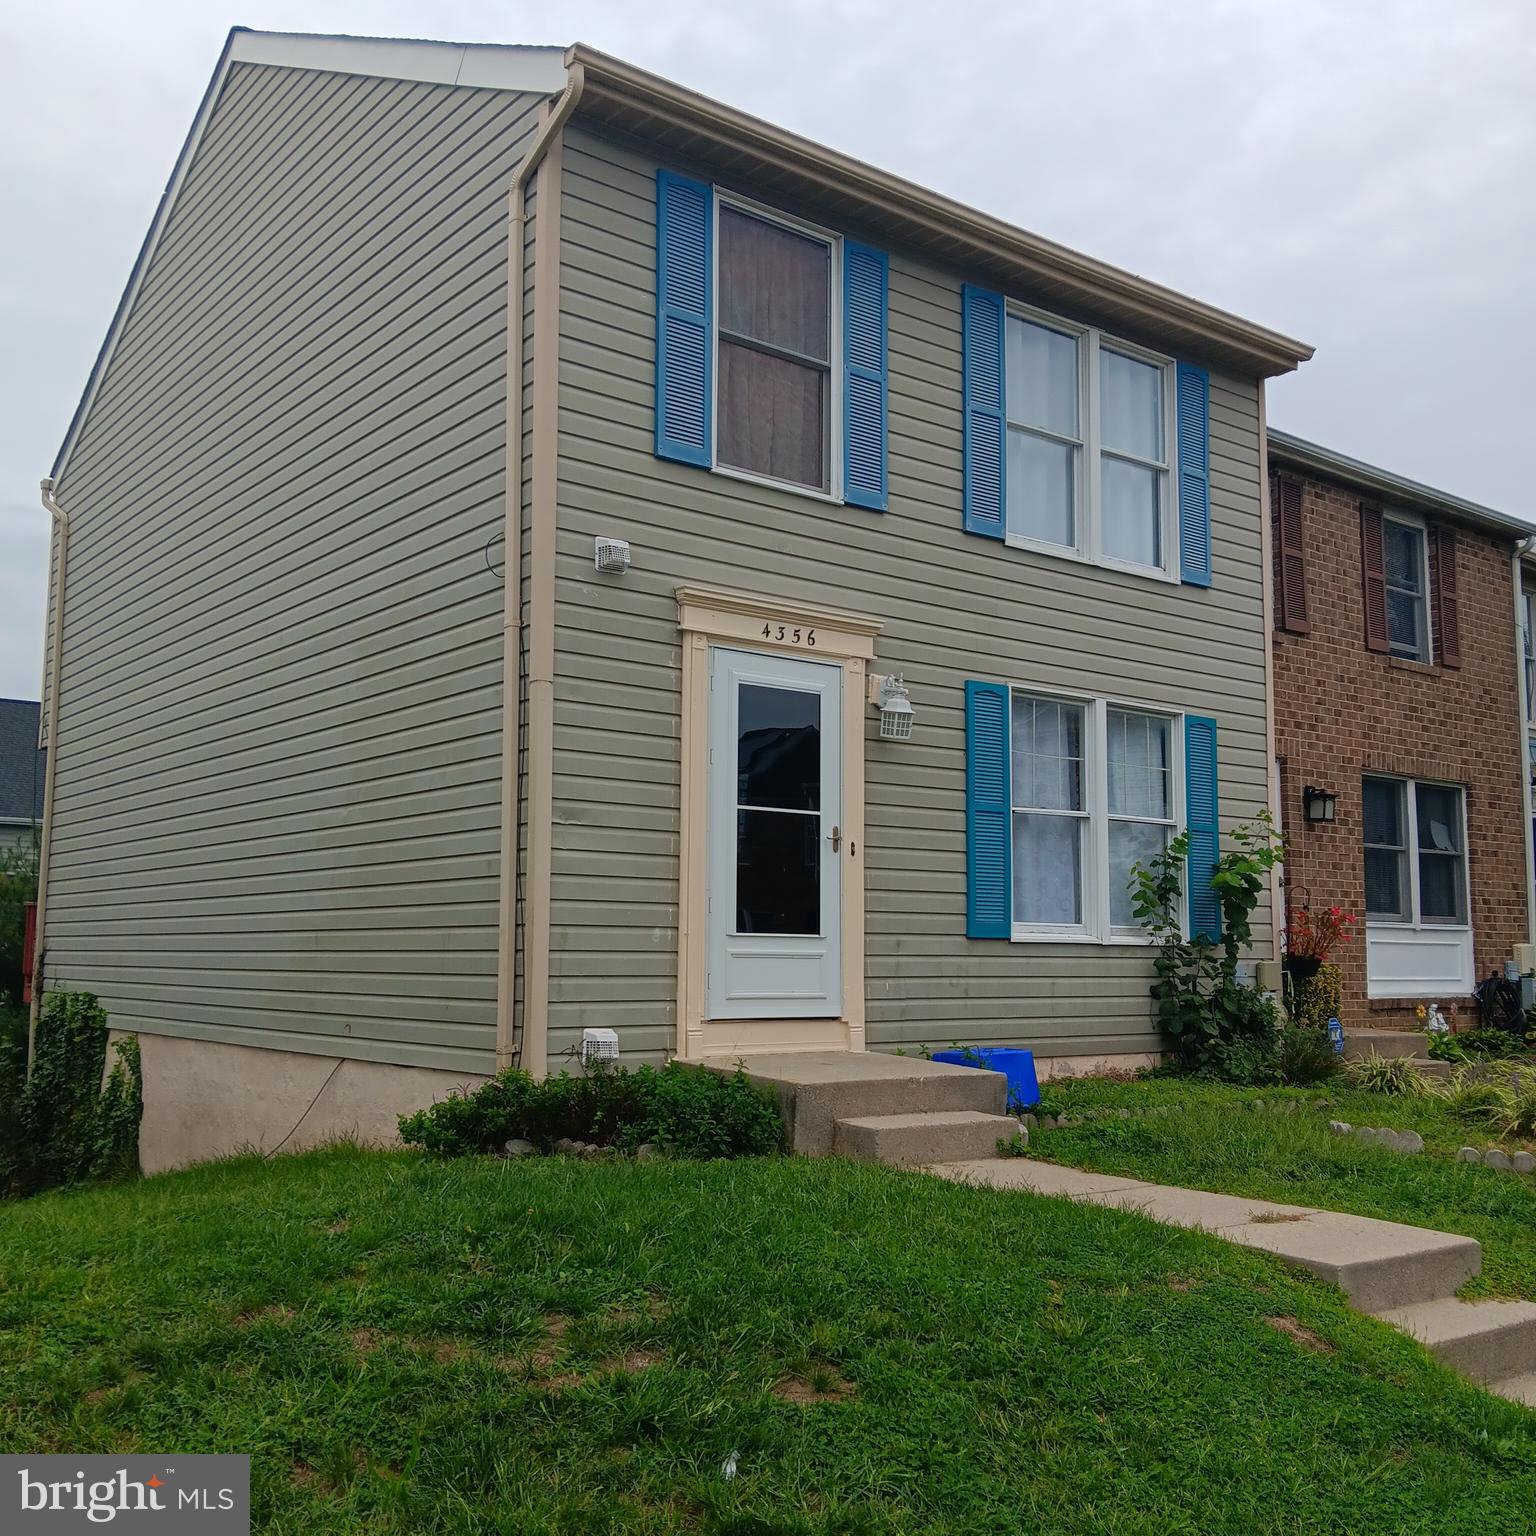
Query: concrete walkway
932 1158 1536 1407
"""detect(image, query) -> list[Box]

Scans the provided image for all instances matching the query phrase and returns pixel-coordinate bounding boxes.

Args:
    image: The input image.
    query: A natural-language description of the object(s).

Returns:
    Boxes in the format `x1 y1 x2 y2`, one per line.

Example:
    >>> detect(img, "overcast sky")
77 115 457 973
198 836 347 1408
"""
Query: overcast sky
2 0 1532 699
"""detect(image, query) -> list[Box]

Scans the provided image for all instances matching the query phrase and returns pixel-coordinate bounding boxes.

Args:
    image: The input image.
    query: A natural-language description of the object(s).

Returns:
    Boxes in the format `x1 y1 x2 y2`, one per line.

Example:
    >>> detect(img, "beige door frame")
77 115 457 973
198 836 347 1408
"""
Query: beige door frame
676 585 881 1060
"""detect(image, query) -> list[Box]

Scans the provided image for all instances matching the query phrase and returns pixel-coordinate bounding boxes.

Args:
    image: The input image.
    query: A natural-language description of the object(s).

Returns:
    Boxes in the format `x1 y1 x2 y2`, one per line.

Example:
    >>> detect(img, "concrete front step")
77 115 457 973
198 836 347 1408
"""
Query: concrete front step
1373 1297 1536 1384
1342 1029 1430 1062
698 1050 1007 1155
835 1110 1023 1167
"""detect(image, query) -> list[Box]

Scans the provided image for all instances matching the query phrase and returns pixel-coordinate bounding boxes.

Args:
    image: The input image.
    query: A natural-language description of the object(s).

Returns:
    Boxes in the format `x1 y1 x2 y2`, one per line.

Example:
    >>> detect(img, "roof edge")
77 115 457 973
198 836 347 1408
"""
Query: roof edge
566 43 1314 377
1268 427 1533 540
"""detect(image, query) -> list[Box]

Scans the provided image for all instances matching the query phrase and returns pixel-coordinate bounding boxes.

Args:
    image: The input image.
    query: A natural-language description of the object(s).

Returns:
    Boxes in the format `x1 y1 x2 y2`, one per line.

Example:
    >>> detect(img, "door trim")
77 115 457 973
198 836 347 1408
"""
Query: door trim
676 585 880 1060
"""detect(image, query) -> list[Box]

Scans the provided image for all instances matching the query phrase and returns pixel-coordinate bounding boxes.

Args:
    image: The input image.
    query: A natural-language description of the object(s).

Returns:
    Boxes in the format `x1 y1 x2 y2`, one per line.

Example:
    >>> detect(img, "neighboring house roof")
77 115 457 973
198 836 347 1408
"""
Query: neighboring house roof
1268 428 1536 544
0 699 45 825
52 27 1313 486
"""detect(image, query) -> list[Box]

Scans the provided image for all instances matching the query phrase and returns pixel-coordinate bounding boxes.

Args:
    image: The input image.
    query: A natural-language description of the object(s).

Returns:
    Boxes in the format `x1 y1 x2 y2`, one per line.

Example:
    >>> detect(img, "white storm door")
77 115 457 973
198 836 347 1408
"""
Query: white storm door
706 648 843 1020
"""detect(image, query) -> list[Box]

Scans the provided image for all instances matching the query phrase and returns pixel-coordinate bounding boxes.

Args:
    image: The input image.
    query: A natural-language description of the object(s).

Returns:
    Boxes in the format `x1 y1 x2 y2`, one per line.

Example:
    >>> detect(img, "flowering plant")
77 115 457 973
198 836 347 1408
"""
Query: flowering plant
1284 905 1357 960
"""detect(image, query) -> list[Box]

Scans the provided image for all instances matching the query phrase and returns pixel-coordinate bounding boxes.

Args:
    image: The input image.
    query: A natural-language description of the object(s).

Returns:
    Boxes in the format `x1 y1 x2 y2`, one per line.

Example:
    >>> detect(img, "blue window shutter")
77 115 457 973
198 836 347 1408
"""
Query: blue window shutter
1184 714 1221 941
655 171 712 466
962 286 1006 539
1176 362 1211 586
843 242 888 510
965 681 1012 938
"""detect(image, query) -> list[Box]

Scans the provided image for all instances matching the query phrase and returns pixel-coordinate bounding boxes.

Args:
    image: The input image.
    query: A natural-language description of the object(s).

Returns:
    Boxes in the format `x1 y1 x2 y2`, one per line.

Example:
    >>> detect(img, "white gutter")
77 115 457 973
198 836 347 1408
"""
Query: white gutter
1517 536 1536 951
29 479 70 1073
494 64 585 1075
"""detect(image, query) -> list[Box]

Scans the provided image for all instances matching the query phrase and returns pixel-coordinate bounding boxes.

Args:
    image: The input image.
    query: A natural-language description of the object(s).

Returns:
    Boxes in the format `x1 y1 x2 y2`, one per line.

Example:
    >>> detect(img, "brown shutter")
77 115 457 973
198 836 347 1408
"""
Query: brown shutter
1433 525 1461 668
1271 474 1310 633
1360 502 1390 652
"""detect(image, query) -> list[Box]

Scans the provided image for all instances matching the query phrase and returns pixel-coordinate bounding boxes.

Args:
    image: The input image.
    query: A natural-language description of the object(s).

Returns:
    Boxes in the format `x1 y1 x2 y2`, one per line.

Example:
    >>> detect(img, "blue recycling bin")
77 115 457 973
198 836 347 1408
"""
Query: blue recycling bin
931 1046 1040 1110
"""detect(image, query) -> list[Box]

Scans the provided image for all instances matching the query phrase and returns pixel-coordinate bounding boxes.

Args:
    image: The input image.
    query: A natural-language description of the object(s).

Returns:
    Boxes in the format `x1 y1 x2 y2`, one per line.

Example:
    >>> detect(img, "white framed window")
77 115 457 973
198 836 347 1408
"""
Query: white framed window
712 192 842 499
1363 776 1468 927
1004 305 1175 579
1009 689 1182 941
1382 512 1431 661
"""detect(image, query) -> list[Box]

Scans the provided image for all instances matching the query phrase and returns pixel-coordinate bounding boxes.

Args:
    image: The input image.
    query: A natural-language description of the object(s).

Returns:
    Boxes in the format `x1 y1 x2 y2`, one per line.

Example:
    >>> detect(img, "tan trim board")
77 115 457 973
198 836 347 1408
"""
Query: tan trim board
675 586 876 1060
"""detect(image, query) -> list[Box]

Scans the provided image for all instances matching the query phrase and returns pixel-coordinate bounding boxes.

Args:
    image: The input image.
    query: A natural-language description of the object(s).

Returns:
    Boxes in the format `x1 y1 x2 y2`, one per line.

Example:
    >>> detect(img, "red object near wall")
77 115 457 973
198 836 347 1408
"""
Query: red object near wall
21 901 36 1005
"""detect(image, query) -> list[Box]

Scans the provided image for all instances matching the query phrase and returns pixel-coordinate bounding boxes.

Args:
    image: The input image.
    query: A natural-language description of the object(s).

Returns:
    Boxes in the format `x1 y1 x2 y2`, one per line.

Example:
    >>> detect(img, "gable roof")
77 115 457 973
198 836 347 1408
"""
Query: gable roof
0 700 45 826
1268 428 1535 543
52 28 1313 487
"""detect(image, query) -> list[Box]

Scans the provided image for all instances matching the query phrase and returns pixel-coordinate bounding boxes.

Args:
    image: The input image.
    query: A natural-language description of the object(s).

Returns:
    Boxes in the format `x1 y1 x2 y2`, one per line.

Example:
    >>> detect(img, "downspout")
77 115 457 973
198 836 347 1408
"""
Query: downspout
1256 384 1284 965
29 477 70 1074
495 62 585 1075
1515 535 1536 950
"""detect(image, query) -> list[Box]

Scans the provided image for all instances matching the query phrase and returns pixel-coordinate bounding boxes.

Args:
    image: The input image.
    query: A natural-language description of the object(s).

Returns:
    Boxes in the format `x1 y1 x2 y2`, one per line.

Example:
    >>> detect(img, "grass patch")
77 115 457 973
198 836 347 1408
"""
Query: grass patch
1034 1076 1536 1300
2 1147 1536 1531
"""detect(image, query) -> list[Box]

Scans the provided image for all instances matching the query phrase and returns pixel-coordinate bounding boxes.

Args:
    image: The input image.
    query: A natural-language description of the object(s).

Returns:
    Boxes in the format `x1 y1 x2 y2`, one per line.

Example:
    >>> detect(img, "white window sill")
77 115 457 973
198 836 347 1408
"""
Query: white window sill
712 461 844 507
1010 929 1161 947
1365 921 1471 934
1003 532 1176 586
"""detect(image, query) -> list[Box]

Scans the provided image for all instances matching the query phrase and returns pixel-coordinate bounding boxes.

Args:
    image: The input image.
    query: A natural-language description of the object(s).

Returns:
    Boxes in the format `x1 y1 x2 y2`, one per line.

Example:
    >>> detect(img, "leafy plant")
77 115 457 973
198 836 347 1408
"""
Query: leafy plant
1290 964 1341 1033
1130 814 1286 1080
399 1061 782 1159
1432 1066 1505 1123
1490 1070 1536 1138
1277 1026 1342 1086
0 832 38 1012
1 990 141 1198
1430 1026 1527 1064
1283 905 1357 961
1341 1050 1428 1098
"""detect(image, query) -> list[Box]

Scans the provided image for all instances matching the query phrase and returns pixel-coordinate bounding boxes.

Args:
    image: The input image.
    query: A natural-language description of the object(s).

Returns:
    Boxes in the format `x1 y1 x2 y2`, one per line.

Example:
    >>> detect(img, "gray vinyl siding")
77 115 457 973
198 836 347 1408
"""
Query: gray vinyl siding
45 63 547 1073
550 123 1273 1062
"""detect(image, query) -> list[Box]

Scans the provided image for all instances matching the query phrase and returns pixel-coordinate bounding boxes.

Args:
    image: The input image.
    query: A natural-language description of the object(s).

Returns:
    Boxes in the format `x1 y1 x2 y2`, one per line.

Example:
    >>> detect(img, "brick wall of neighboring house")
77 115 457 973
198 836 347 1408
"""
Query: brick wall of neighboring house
1271 468 1528 1032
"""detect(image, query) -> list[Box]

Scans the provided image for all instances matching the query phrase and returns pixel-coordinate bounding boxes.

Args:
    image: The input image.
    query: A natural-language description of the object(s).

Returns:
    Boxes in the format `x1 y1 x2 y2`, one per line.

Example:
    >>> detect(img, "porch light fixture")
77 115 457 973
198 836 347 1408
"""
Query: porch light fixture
875 674 914 740
1303 785 1337 823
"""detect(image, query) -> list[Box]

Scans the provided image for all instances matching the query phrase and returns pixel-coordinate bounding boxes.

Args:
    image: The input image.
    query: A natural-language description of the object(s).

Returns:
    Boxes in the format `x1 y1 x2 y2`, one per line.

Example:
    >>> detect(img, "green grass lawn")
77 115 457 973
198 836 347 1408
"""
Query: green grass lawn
1032 1076 1536 1301
3 1149 1536 1533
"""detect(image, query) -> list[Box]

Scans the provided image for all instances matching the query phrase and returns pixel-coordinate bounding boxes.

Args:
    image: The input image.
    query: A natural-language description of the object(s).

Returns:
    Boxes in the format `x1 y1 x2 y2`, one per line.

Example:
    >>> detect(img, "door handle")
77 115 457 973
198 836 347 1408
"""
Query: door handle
829 825 841 853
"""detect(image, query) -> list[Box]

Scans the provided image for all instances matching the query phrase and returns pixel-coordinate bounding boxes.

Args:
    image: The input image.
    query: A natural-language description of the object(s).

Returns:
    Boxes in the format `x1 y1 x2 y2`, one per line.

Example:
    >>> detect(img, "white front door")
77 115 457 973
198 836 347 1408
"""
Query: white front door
706 647 843 1020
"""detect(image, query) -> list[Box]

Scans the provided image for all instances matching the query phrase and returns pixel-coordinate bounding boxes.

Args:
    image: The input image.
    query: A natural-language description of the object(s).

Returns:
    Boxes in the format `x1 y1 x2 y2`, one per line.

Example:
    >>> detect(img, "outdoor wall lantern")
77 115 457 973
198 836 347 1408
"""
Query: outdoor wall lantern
1303 785 1338 823
872 674 914 740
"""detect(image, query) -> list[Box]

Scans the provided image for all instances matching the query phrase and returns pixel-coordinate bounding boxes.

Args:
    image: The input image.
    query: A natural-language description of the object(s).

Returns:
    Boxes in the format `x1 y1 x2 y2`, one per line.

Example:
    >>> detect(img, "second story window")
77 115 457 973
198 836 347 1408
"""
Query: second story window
1383 515 1429 660
1004 309 1173 576
655 170 889 510
716 201 835 493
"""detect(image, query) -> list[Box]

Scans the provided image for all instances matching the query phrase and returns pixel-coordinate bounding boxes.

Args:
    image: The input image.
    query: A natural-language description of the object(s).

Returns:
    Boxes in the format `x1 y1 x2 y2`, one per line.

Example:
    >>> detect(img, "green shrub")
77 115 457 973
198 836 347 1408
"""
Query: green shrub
1130 815 1285 1081
1342 1050 1428 1098
0 833 38 1013
398 1061 783 1160
1277 1026 1342 1086
1290 964 1341 1033
1 990 142 1198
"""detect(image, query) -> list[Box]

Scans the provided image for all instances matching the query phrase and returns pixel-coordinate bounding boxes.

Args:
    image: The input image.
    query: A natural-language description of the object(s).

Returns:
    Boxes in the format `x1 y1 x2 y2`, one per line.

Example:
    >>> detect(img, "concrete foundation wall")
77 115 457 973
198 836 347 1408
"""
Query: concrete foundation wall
117 1031 489 1174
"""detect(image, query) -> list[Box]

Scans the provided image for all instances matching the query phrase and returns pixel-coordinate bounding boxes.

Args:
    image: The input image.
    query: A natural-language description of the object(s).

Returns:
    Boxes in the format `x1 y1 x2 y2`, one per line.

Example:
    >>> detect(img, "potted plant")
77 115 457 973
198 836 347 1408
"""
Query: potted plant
1282 904 1357 983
